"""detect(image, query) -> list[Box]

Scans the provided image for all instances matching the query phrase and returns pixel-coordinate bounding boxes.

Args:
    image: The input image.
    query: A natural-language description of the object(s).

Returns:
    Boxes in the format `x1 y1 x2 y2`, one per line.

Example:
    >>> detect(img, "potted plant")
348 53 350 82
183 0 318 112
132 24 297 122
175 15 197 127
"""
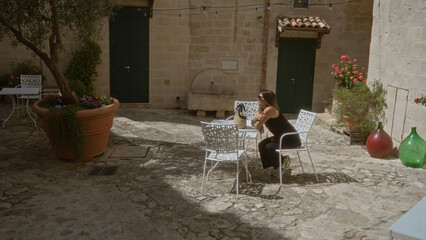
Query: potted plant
0 74 20 103
331 55 367 89
0 1 120 160
333 80 387 138
33 94 119 161
414 96 426 106
0 60 44 87
329 55 368 117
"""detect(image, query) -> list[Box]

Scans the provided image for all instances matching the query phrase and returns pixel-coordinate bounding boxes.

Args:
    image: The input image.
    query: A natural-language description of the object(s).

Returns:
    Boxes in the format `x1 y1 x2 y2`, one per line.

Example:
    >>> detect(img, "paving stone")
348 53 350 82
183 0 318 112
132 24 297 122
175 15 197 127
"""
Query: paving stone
109 145 149 158
356 163 393 173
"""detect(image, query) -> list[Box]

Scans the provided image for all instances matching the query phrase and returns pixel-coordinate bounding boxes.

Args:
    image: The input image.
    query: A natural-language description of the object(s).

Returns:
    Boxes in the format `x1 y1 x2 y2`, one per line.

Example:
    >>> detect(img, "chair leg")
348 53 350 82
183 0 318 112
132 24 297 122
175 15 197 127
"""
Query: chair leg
16 97 21 117
297 151 305 173
255 135 259 158
279 153 283 186
201 157 208 195
206 162 219 180
26 98 38 128
243 154 252 183
306 148 319 181
236 161 239 198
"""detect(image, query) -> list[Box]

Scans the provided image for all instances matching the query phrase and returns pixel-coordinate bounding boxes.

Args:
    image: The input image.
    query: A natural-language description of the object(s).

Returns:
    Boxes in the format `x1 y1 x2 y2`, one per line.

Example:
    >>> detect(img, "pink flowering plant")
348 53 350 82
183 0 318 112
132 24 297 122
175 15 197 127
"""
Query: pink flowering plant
80 95 114 109
414 96 426 106
40 94 113 109
331 55 367 89
7 75 20 87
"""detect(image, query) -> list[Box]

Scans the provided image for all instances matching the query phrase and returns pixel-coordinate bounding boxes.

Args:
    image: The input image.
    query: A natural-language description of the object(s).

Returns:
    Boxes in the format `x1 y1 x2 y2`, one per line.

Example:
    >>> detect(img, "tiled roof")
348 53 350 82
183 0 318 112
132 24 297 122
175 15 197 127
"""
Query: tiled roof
275 16 331 48
277 16 331 32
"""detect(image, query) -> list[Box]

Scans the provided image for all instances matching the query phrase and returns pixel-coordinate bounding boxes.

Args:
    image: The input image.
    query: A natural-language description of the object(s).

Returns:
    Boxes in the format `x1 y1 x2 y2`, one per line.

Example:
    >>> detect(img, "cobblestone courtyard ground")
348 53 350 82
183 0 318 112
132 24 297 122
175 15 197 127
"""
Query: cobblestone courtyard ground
1 105 425 239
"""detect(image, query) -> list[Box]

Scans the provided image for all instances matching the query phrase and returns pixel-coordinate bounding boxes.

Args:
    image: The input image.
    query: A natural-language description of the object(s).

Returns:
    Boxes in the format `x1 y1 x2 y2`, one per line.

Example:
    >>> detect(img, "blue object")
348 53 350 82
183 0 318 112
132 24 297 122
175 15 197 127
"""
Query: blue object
388 197 426 240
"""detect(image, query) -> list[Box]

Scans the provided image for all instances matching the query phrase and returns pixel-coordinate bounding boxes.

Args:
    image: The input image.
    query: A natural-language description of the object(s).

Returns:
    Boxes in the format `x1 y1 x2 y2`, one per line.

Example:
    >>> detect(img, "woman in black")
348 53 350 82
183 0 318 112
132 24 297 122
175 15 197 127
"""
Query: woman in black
251 90 301 170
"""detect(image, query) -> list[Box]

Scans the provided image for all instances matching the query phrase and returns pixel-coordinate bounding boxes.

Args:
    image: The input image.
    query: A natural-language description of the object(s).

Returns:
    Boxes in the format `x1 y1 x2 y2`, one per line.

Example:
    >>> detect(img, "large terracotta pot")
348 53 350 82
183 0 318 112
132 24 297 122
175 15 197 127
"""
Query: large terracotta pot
366 122 393 158
343 115 359 132
33 98 120 160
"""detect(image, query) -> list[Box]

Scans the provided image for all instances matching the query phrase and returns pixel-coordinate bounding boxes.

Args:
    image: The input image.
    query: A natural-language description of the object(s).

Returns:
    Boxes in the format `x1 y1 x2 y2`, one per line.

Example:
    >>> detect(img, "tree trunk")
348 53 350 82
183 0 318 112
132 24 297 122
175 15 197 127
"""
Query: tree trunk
0 17 74 101
39 54 73 100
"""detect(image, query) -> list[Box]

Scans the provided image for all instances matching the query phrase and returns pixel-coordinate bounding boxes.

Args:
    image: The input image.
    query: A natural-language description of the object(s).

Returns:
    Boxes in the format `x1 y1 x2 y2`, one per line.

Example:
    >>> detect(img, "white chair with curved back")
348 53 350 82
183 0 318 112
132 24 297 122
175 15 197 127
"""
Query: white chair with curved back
200 121 252 198
16 75 42 115
276 109 319 185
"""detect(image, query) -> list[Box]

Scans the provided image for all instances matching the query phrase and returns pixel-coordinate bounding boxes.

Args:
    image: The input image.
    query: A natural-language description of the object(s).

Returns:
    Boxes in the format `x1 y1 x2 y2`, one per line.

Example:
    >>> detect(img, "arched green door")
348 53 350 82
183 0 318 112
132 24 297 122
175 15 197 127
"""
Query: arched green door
110 6 149 103
276 38 316 114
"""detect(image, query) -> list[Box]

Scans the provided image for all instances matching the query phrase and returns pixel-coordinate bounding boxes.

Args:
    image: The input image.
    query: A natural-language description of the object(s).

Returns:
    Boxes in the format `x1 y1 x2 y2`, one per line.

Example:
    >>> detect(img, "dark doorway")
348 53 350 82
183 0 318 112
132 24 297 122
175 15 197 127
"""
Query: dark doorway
110 6 149 103
276 38 316 114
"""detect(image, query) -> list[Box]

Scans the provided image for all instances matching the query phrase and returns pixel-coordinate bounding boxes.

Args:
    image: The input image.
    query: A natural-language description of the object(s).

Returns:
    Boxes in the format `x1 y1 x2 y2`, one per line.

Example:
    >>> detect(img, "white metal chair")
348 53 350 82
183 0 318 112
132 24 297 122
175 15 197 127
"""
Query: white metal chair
227 101 261 157
276 110 318 185
16 75 42 116
200 121 252 198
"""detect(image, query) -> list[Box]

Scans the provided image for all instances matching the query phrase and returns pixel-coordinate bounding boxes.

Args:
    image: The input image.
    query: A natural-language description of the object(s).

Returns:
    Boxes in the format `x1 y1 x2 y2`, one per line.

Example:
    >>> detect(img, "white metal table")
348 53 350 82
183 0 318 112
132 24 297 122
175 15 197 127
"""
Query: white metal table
388 197 426 240
0 87 40 128
210 119 257 133
210 119 258 151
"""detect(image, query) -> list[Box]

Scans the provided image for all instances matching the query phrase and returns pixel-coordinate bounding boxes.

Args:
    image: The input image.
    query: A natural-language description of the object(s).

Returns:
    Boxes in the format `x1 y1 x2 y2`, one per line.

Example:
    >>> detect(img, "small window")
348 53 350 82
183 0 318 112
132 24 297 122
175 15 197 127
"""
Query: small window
293 0 310 9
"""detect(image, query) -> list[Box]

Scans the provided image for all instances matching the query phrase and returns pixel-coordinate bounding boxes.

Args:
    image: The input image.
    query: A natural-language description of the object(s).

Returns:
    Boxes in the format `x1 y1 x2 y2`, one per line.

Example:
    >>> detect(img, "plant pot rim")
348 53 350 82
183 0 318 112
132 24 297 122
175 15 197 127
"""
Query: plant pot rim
33 98 120 117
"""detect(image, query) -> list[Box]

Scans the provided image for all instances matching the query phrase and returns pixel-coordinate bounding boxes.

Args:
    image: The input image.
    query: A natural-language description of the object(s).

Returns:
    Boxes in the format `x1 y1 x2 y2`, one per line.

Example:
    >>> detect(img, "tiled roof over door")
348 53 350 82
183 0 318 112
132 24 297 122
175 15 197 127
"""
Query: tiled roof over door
276 16 331 48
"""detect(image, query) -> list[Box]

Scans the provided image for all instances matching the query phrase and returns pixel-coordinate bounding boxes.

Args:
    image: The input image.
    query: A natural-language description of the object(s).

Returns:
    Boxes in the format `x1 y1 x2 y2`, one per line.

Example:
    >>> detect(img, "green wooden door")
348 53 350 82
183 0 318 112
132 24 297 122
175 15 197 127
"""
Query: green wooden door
110 7 149 103
276 38 316 114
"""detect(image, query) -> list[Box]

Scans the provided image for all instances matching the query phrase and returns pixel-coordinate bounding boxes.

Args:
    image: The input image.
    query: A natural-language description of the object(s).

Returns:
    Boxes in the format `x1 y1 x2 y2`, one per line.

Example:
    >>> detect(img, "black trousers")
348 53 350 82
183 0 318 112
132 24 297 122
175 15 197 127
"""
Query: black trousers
258 136 301 169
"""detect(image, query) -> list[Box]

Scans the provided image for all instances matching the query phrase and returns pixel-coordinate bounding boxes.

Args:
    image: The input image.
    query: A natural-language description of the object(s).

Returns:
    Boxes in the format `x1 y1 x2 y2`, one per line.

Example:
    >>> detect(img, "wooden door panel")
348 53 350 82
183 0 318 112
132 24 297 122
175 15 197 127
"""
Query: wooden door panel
276 38 316 114
110 7 149 103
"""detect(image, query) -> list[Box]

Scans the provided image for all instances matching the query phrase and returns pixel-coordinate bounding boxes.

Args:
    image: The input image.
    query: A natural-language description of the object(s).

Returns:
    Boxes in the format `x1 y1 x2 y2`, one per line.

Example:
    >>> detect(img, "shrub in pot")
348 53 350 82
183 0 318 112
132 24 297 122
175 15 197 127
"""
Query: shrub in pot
329 55 368 117
65 39 102 97
333 80 387 138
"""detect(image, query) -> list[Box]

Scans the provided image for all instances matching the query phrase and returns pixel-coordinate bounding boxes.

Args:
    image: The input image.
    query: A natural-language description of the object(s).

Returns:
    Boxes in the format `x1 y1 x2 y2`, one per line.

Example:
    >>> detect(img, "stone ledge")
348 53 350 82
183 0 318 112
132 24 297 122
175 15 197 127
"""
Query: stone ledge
315 112 345 134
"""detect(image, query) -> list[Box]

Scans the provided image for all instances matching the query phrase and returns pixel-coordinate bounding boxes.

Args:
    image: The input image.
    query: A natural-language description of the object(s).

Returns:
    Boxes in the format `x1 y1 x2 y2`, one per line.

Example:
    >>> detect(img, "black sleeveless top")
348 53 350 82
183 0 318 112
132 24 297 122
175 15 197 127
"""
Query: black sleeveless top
265 112 301 148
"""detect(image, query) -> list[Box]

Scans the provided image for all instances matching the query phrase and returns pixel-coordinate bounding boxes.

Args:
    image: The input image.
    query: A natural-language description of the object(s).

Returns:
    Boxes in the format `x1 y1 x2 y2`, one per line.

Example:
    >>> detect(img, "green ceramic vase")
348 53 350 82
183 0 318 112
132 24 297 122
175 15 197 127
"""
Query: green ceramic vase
399 127 426 168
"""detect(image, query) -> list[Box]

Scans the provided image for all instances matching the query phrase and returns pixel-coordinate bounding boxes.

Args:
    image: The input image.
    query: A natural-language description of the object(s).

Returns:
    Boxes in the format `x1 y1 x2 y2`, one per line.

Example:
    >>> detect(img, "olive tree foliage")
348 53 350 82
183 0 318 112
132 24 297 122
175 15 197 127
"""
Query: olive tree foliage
0 0 118 100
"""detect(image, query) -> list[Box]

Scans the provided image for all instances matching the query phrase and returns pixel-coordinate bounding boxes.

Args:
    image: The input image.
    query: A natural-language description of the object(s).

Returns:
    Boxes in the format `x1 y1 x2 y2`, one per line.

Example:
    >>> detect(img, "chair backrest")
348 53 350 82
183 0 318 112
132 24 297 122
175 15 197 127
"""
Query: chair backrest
234 101 258 120
201 122 239 153
294 110 316 142
20 75 42 88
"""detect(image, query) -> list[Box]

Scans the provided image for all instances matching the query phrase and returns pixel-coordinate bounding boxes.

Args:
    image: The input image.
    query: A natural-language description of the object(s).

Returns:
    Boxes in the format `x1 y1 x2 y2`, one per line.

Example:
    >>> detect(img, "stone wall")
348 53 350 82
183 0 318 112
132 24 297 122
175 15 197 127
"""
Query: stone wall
149 0 191 108
367 0 426 147
154 0 374 111
0 0 374 113
266 0 373 112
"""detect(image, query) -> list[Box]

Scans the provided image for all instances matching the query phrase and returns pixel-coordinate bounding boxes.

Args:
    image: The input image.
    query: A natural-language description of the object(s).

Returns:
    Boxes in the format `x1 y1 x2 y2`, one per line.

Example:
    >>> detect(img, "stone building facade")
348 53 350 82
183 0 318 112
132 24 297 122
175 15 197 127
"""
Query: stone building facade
367 0 426 148
0 0 374 114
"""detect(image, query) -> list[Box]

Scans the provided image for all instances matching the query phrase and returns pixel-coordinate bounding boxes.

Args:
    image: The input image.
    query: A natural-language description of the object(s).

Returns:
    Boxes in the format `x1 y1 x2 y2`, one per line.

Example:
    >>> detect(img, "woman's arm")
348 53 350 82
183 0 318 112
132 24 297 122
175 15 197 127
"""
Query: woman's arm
251 112 264 133
251 112 262 126
252 107 277 130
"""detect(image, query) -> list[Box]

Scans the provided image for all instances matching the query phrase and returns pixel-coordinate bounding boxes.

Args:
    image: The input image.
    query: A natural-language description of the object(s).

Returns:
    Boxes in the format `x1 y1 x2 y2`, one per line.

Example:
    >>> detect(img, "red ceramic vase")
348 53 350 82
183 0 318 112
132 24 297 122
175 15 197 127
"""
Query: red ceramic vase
366 122 393 158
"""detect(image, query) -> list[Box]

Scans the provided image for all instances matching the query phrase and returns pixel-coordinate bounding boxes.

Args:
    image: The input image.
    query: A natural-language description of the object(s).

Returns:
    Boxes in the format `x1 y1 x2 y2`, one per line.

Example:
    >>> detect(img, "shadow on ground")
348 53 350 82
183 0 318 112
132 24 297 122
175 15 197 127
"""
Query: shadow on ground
0 124 287 239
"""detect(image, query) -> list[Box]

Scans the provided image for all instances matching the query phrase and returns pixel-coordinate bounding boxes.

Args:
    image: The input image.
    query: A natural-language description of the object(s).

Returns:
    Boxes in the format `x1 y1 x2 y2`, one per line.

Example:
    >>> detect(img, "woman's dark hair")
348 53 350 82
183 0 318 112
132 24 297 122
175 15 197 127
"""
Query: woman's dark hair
260 90 280 110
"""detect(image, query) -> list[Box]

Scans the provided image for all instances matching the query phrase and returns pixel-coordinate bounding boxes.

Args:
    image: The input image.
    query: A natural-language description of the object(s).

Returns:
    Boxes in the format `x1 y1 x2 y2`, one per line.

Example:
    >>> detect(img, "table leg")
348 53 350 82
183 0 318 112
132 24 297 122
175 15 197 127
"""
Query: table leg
25 97 38 128
2 95 16 128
